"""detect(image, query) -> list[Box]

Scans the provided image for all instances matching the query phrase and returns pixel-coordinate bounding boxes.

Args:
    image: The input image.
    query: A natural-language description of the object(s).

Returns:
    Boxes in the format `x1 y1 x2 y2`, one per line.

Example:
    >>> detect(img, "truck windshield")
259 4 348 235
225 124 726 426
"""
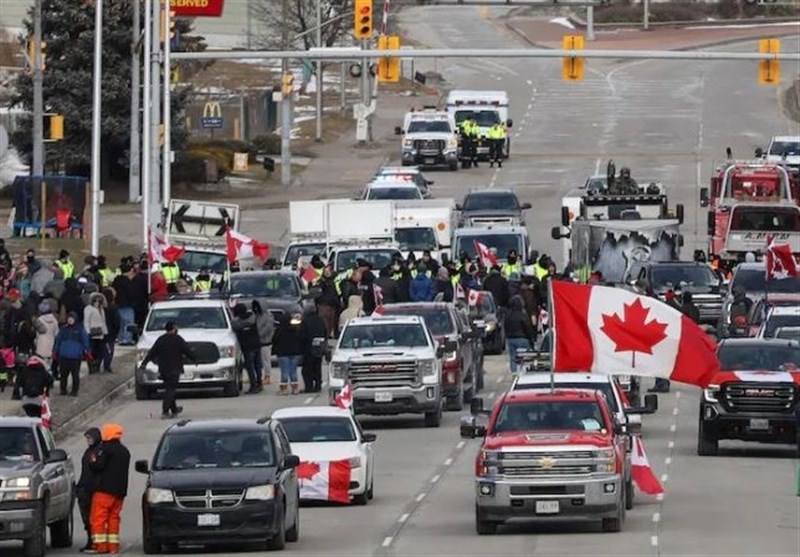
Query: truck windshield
727 174 785 199
395 228 438 251
368 187 422 201
493 401 606 433
407 120 452 133
762 314 800 338
278 417 357 443
335 249 401 272
650 265 718 289
154 430 275 470
717 343 800 370
0 428 39 462
340 323 429 349
378 307 455 336
454 110 500 127
283 243 326 268
146 307 228 331
513 383 619 413
177 250 228 274
229 274 299 298
732 269 800 293
729 207 800 232
456 234 521 260
769 140 800 157
463 193 519 211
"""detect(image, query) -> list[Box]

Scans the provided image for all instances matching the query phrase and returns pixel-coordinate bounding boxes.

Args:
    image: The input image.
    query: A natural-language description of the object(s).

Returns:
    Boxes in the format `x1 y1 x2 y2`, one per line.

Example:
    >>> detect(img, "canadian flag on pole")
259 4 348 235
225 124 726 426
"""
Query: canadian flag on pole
551 282 720 387
765 235 799 280
225 229 270 264
373 283 384 306
301 266 318 285
334 382 353 410
631 436 663 495
455 283 466 300
297 460 352 504
467 289 482 306
473 240 498 268
41 396 52 429
147 227 185 264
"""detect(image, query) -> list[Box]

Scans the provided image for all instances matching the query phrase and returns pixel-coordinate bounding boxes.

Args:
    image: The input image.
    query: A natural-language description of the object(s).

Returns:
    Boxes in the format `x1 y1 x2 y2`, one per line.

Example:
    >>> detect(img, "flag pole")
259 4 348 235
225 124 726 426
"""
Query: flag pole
146 226 152 296
548 276 557 393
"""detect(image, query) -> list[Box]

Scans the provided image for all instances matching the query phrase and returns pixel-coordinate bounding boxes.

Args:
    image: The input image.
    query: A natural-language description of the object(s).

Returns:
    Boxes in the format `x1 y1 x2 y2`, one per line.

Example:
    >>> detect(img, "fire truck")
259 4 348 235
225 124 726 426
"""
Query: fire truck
701 156 800 262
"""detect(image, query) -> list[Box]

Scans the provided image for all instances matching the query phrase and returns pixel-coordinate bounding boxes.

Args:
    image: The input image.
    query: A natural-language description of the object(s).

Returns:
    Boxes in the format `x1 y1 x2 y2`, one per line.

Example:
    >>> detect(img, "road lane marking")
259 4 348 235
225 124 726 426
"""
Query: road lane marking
495 376 503 383
651 535 659 547
304 396 314 405
382 536 393 547
656 493 664 501
669 424 676 432
430 474 441 484
668 441 675 449
398 513 409 523
444 458 453 466
672 407 679 416
652 512 661 523
594 158 601 174
487 391 495 399
457 441 466 449
665 457 672 465
415 492 427 502
661 474 668 483
675 391 682 399
526 79 532 85
527 103 532 111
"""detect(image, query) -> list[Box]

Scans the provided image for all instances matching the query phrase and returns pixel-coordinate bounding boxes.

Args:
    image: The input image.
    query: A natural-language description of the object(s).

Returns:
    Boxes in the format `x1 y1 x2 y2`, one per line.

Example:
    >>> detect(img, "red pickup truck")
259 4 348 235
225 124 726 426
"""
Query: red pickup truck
461 389 628 534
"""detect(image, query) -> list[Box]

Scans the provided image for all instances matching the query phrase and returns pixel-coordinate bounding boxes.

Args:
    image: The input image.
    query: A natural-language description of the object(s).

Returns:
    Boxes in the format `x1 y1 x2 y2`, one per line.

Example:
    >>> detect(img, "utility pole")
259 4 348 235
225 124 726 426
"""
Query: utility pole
32 0 44 178
90 0 103 256
162 6 172 209
149 0 162 227
643 0 650 31
315 0 323 141
586 6 594 42
280 0 292 187
129 0 142 202
142 0 152 248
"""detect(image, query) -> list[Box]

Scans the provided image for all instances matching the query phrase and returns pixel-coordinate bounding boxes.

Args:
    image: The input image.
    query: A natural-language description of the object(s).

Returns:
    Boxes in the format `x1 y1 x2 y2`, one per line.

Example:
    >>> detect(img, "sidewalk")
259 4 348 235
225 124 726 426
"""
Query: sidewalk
506 19 800 50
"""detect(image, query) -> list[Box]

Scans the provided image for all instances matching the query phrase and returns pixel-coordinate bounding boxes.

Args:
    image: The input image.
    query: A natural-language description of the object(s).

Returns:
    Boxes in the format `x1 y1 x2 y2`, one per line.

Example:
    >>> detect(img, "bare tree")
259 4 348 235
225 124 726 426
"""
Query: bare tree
250 0 351 51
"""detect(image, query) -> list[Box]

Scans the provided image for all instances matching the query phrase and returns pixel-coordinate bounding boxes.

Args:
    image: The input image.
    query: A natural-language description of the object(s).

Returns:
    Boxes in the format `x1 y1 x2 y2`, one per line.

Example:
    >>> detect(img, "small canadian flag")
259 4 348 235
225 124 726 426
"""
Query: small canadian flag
455 283 466 300
225 228 270 264
473 240 498 268
41 396 52 429
468 289 482 306
297 460 352 504
334 383 353 410
631 436 663 495
147 227 185 264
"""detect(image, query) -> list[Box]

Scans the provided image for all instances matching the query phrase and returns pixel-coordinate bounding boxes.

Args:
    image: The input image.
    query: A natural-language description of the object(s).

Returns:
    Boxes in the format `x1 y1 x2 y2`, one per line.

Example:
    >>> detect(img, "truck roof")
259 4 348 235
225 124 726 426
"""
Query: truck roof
500 389 606 404
446 90 509 103
345 315 426 326
0 417 42 427
454 226 528 235
514 372 609 387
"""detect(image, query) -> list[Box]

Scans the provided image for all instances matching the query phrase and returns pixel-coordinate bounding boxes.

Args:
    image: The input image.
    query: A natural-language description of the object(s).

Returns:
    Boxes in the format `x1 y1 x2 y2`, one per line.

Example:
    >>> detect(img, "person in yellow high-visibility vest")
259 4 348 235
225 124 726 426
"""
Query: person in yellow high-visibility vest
194 269 212 292
161 261 181 288
54 249 75 279
96 256 116 288
487 122 506 168
500 249 523 278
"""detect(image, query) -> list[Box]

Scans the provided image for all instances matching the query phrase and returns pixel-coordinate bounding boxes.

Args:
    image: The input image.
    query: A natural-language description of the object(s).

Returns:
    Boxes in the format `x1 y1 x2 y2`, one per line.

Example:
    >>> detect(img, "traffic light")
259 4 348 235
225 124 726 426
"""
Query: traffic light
26 39 46 72
377 35 401 83
758 38 780 85
354 0 373 40
160 9 176 43
282 72 294 96
48 114 64 141
562 35 584 81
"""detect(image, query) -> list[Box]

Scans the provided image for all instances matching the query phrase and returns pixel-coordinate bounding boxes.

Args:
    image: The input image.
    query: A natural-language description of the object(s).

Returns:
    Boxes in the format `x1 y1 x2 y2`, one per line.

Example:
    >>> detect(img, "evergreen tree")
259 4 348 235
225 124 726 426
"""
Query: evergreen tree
10 0 206 186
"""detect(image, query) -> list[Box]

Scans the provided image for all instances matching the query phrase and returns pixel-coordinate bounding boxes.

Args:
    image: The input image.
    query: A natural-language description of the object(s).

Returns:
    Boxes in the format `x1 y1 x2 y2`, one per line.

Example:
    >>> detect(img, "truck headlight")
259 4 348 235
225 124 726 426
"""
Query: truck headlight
5 477 31 488
137 348 149 365
484 322 496 333
347 457 362 469
596 448 616 472
331 362 347 379
704 384 720 403
402 139 413 148
447 137 458 149
146 488 174 504
245 484 275 501
219 345 235 358
419 360 436 377
477 450 499 476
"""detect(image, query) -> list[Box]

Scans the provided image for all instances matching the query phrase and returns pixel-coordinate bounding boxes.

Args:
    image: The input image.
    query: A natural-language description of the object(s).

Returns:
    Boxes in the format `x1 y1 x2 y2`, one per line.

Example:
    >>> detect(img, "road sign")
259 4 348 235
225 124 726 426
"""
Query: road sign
200 101 223 129
170 0 225 17
166 199 240 242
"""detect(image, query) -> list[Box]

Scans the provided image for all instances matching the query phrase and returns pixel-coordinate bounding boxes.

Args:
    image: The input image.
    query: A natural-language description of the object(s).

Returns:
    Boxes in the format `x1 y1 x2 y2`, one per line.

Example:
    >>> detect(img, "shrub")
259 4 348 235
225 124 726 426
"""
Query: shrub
251 134 281 155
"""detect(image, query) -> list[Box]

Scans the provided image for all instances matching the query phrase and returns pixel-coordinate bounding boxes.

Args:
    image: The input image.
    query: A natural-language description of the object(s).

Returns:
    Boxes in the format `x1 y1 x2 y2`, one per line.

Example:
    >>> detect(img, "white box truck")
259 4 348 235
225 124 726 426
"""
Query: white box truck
394 199 455 261
326 201 403 272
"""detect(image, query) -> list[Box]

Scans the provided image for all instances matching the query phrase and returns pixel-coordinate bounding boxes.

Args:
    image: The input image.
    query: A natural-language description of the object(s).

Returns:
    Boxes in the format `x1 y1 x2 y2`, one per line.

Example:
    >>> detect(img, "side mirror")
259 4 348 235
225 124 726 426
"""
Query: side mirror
506 119 513 128
436 345 445 359
283 454 301 469
45 448 68 464
707 211 715 237
394 126 402 135
470 397 485 415
521 202 532 210
426 180 435 186
444 340 458 352
644 393 658 413
135 460 150 474
551 226 564 241
755 147 764 158
459 415 487 438
472 327 486 339
455 203 463 211
676 204 684 225
613 423 626 435
699 187 709 208
561 206 570 227
362 432 377 443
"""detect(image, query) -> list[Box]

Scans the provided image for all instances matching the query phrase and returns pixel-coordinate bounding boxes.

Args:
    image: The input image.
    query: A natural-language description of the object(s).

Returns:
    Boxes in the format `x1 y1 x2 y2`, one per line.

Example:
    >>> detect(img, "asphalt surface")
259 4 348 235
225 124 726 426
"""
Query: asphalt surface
3 6 799 556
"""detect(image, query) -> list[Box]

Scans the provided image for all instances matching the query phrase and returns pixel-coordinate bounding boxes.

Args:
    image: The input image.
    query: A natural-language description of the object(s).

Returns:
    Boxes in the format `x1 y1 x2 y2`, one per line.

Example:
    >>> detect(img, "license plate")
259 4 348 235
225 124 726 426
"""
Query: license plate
535 500 559 514
424 158 435 165
749 418 769 430
183 371 193 380
375 392 393 403
197 513 220 527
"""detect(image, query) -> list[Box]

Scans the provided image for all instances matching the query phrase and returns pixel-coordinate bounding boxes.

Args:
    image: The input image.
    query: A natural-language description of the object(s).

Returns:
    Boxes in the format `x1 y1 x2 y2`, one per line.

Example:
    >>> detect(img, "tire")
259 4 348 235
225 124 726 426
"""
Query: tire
475 505 497 535
23 503 46 557
602 491 624 533
142 534 162 554
266 501 286 551
353 490 369 506
625 475 634 510
697 417 718 456
285 500 299 543
424 404 442 428
463 384 474 404
135 382 151 400
449 160 458 171
223 373 240 397
50 496 74 548
367 480 374 500
446 385 464 411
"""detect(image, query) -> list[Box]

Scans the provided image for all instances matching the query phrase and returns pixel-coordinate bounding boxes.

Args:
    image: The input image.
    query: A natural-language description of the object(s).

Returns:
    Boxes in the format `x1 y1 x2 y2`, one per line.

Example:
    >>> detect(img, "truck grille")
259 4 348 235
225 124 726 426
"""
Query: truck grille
174 488 244 509
469 217 516 227
413 139 444 153
186 342 220 365
723 382 796 413
347 360 420 388
694 294 723 322
499 450 598 477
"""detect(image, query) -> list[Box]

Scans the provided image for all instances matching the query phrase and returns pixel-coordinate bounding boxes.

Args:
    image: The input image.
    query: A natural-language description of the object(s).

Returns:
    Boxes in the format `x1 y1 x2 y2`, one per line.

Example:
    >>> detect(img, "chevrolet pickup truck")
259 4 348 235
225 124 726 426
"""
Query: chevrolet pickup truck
461 390 628 534
0 417 76 557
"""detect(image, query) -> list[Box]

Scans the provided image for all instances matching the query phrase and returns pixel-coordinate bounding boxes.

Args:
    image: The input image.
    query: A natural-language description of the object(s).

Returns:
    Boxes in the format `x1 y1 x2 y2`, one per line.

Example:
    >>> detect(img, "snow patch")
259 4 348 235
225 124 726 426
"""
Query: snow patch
0 147 28 189
549 17 576 30
687 21 800 30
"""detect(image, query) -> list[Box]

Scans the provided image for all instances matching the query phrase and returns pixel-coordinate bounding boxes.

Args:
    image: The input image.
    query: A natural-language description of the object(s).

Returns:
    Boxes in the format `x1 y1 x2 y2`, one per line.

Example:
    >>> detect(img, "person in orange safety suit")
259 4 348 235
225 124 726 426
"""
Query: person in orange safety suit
88 423 131 554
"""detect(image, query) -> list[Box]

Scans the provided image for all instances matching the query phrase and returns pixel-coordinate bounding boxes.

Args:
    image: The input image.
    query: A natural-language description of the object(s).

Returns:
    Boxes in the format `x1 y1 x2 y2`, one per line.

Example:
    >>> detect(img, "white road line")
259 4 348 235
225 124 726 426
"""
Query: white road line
430 474 441 484
668 441 675 449
514 132 521 138
322 381 328 388
495 376 503 383
382 536 393 547
304 396 314 405
669 424 677 433
415 492 427 502
398 513 409 524
526 79 532 85
457 441 466 449
526 103 532 111
675 391 682 399
665 457 672 465
444 458 453 466
496 76 502 81
651 535 659 547
661 474 669 483
656 493 665 502
652 512 661 523
672 407 679 416
487 391 495 399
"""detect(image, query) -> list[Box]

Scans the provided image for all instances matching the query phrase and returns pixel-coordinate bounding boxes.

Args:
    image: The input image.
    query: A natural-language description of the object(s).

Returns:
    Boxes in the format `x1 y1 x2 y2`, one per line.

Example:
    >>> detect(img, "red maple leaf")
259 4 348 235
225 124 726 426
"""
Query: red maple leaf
600 298 668 368
297 461 320 481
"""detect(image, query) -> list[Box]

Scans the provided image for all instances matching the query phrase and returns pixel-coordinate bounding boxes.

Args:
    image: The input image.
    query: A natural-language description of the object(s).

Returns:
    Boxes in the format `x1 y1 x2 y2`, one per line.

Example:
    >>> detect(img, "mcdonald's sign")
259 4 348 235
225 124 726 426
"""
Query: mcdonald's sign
170 0 225 17
200 101 223 129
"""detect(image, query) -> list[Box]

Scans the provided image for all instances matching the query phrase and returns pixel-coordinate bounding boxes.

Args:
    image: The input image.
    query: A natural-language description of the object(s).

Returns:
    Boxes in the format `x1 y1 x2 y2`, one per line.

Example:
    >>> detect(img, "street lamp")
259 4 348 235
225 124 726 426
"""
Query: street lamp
90 0 103 256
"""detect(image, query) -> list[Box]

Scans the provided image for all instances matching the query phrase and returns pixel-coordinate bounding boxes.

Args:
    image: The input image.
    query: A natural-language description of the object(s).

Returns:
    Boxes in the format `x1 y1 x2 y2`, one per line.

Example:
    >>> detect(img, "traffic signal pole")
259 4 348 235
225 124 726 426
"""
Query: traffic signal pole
129 0 142 203
32 0 44 177
149 0 162 224
90 0 103 255
162 7 172 208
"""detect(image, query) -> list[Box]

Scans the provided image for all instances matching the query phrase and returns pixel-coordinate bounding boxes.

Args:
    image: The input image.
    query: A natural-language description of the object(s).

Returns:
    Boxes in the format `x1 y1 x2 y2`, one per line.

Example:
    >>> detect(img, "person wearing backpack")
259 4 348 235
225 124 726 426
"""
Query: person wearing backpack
19 356 53 417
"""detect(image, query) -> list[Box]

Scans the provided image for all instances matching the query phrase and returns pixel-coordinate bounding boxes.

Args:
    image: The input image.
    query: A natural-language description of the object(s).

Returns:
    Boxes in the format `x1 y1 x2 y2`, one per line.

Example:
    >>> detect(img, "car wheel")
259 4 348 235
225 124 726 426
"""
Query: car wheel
601 491 624 533
697 416 718 456
367 480 374 500
625 475 634 510
285 501 300 543
266 501 286 551
475 505 497 535
142 534 162 554
223 374 240 397
22 502 46 557
135 382 151 400
424 403 442 428
50 496 74 548
353 490 369 506
446 385 464 411
449 160 458 171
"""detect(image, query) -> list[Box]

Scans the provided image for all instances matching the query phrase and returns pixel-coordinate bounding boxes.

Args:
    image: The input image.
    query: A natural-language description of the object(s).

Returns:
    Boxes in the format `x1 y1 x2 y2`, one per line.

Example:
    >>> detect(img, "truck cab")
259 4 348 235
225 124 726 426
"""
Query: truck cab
395 108 459 171
462 390 629 534
707 200 800 263
452 226 530 265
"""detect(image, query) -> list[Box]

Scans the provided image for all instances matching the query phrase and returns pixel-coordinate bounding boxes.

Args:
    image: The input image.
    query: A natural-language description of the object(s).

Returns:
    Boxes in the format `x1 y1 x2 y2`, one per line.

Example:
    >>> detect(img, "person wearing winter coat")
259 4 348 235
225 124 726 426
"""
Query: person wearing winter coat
140 322 197 418
84 293 108 374
103 288 121 373
88 423 131 554
433 266 454 302
316 265 340 338
54 312 91 396
409 264 436 302
232 303 264 394
338 295 364 331
504 295 537 373
111 265 136 345
149 270 168 303
252 300 274 386
34 301 59 366
483 266 510 310
77 427 103 552
374 266 399 306
17 356 53 417
272 311 305 395
59 278 85 323
300 305 328 393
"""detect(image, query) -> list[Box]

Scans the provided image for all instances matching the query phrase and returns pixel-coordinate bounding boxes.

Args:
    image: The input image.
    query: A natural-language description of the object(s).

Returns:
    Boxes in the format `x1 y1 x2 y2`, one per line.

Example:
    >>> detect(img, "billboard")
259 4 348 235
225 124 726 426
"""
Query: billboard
170 0 225 17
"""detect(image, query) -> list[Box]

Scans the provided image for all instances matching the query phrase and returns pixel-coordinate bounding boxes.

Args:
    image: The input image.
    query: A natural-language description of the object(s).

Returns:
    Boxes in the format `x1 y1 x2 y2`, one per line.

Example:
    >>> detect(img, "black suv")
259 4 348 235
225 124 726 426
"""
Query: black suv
456 190 531 228
136 419 301 553
379 302 484 410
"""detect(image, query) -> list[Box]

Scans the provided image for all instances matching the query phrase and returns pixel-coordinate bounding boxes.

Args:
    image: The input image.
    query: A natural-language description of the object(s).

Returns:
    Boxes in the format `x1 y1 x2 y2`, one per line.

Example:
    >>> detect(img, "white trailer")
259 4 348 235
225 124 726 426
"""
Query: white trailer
325 201 402 272
394 199 455 260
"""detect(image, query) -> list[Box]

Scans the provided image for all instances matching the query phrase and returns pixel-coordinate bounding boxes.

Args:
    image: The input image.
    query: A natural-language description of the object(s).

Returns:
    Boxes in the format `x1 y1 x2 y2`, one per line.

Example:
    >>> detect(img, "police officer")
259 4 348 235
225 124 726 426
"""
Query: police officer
161 260 181 290
468 118 481 168
459 117 474 169
55 249 75 279
501 249 523 278
488 122 506 168
194 269 212 292
96 256 116 288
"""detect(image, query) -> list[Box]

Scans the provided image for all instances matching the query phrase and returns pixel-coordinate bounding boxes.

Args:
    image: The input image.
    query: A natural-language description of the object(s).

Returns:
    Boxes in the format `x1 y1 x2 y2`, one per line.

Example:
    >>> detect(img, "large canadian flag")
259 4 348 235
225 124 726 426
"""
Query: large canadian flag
551 282 720 387
297 460 351 504
631 437 663 495
473 240 498 268
148 227 185 264
765 235 798 280
225 229 270 264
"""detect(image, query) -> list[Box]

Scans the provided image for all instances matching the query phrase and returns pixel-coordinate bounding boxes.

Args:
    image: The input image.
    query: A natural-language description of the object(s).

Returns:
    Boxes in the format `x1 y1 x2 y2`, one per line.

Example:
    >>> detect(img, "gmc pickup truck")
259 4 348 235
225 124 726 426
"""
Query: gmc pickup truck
461 390 628 534
0 417 76 557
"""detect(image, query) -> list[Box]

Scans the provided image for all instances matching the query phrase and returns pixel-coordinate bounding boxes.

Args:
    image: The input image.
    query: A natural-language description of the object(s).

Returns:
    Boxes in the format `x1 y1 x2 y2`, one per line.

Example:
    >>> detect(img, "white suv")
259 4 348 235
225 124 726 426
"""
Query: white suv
135 298 242 399
396 109 459 171
757 306 800 339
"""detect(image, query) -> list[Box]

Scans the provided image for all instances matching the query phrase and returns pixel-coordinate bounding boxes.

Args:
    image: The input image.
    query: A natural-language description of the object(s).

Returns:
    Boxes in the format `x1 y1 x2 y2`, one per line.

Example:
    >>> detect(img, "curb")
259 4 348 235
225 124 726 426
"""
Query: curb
51 376 135 442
